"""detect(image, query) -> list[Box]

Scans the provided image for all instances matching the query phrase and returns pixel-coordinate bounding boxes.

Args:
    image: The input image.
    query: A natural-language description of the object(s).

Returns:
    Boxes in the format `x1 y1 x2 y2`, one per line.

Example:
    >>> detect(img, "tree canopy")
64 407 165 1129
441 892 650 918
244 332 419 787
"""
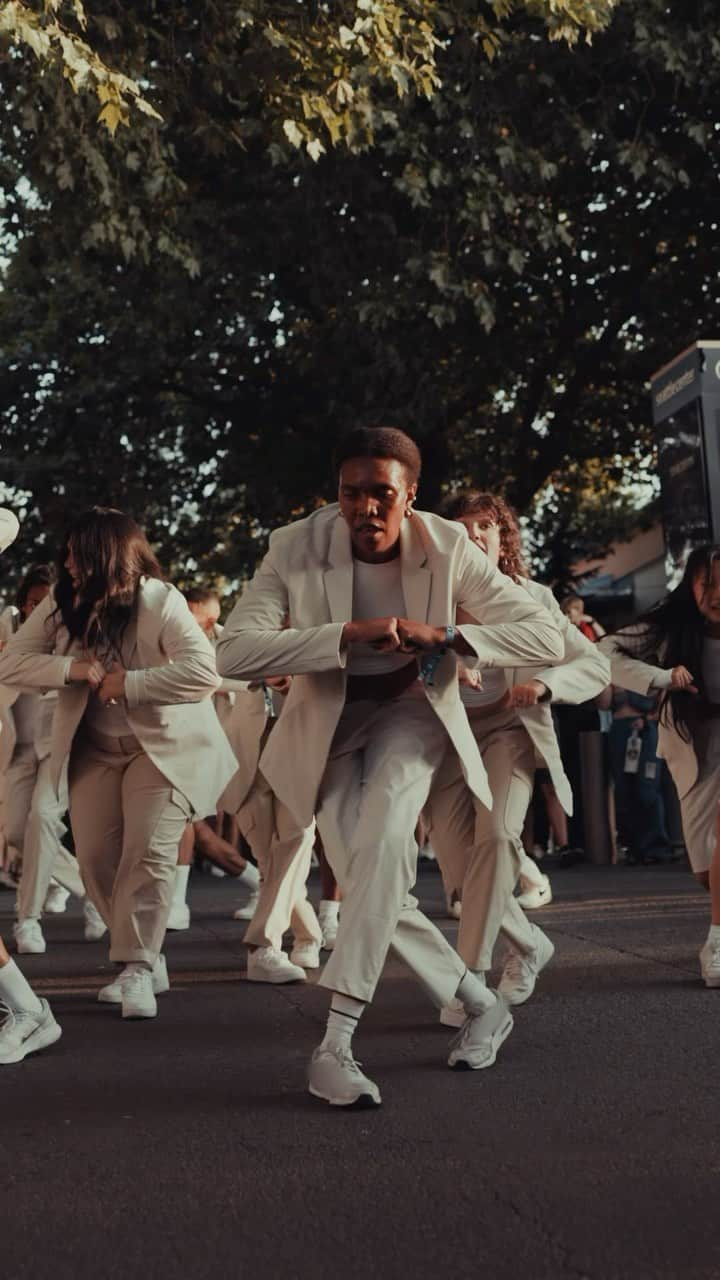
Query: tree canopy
1 0 717 591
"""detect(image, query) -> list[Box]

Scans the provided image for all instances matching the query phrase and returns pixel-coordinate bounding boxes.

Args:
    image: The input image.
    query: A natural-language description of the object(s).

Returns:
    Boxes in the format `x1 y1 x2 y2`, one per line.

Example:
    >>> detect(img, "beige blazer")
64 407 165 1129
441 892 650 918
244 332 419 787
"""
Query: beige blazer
597 627 696 797
458 580 610 813
0 578 238 817
218 685 274 814
216 504 564 826
0 510 19 553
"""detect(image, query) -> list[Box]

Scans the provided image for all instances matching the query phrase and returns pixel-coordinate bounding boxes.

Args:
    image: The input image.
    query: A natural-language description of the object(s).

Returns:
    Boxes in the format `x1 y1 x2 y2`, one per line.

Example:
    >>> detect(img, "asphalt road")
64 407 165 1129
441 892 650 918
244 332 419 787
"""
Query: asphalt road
1 860 717 1280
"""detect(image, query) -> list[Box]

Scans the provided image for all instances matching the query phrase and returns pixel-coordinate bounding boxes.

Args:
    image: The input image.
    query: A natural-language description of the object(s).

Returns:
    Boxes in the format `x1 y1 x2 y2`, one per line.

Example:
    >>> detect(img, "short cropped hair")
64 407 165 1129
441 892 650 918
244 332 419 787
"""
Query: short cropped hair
438 490 528 583
334 427 422 484
184 586 220 606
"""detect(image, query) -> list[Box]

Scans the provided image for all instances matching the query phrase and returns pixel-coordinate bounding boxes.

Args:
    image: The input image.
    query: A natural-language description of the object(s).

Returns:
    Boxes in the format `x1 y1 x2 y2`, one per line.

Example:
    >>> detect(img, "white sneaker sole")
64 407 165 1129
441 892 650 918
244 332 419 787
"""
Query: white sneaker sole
308 1084 382 1109
0 1017 62 1065
449 1010 514 1071
122 1000 157 1020
246 969 305 984
16 940 46 956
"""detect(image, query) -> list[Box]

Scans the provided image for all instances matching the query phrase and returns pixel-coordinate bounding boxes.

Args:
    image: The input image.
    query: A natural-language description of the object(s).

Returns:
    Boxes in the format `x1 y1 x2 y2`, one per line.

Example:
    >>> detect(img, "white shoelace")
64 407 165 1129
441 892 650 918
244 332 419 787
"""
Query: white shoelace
503 951 529 981
0 998 37 1039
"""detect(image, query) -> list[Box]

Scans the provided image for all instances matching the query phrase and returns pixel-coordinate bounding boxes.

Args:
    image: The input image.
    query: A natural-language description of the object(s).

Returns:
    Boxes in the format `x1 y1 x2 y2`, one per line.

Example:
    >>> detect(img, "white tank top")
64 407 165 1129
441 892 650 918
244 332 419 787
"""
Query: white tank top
346 558 412 676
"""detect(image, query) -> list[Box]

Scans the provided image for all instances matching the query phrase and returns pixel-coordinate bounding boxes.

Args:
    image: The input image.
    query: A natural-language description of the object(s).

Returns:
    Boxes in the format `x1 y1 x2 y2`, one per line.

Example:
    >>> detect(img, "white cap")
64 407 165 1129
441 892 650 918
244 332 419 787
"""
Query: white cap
0 509 20 553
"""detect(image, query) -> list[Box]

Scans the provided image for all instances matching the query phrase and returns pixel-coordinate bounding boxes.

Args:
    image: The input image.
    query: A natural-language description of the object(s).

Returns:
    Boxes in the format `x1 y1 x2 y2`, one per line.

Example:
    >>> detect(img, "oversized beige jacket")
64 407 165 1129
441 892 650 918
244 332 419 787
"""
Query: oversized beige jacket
0 578 238 817
216 504 564 826
456 579 610 813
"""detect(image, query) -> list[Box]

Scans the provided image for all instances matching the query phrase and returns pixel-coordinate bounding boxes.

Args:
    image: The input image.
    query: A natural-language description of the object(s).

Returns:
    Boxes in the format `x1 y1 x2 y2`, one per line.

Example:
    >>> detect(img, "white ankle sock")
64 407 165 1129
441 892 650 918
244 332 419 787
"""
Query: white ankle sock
708 924 720 945
238 861 260 888
172 865 190 907
456 969 496 1015
320 994 365 1052
0 959 43 1015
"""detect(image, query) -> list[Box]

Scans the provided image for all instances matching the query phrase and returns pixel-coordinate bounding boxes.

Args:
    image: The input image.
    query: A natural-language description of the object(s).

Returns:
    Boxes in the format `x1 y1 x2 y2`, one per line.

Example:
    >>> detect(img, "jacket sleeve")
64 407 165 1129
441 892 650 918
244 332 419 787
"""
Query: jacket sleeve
124 586 221 707
525 583 611 703
597 626 674 696
216 534 346 681
454 543 564 668
0 593 73 689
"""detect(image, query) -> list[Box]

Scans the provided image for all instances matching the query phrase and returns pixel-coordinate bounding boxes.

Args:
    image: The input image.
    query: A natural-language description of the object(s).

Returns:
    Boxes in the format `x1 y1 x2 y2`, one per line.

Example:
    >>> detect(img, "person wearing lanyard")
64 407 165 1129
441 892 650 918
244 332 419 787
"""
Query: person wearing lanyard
0 507 237 1021
217 427 564 1109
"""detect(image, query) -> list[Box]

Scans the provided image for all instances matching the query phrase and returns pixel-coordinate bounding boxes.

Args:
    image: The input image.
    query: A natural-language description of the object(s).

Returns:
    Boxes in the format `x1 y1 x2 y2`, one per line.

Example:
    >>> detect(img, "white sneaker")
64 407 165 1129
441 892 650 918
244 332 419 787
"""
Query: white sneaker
233 888 261 922
43 883 70 914
83 899 108 942
0 998 62 1065
446 892 462 920
98 955 169 1004
700 940 720 988
439 997 466 1029
318 902 339 951
447 995 514 1071
498 926 555 1006
121 967 157 1019
290 941 321 969
308 1045 382 1108
246 946 306 984
14 919 46 955
166 902 191 931
517 873 553 910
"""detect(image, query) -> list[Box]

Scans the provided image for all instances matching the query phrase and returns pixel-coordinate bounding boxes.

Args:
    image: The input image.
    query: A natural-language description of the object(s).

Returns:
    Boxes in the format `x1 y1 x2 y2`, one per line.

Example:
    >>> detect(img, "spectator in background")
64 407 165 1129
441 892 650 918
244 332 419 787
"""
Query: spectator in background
607 688 672 865
560 595 606 642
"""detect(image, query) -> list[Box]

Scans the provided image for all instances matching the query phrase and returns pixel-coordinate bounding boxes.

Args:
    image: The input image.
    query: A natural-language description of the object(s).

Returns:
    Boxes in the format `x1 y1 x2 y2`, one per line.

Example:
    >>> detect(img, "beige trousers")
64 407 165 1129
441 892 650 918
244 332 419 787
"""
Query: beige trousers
316 694 466 1006
237 769 321 951
4 745 85 920
427 707 536 972
69 730 192 965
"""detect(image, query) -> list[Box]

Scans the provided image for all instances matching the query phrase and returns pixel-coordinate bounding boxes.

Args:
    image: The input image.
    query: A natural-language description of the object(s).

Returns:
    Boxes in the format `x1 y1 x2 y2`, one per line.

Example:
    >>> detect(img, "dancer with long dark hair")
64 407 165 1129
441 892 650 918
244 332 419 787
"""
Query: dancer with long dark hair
0 508 236 1019
600 546 720 984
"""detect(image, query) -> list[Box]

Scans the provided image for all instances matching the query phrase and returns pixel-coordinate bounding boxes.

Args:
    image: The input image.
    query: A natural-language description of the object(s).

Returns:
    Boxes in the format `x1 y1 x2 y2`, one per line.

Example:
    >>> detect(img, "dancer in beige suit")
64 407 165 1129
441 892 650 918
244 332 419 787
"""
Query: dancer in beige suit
221 679 323 982
426 491 609 1023
599 545 720 988
217 427 563 1108
0 509 62 1064
0 508 237 1021
0 564 107 953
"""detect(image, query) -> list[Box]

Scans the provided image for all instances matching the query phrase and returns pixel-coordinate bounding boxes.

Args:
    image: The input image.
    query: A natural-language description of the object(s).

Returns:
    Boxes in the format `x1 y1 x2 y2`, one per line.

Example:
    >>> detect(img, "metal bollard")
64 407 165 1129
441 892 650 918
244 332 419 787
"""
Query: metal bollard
579 731 614 865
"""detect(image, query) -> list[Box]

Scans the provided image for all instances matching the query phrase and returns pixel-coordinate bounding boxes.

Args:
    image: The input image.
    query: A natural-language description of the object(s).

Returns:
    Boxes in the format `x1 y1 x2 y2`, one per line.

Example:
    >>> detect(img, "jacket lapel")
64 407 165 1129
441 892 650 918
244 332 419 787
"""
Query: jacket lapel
400 516 432 622
323 515 354 622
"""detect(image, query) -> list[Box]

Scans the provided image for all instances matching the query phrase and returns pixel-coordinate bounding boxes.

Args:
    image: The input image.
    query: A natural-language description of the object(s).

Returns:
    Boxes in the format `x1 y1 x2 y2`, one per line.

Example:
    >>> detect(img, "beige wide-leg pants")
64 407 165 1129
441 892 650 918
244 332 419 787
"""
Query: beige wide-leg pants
4 745 85 919
315 694 466 1006
427 707 537 972
237 770 322 951
69 730 192 966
